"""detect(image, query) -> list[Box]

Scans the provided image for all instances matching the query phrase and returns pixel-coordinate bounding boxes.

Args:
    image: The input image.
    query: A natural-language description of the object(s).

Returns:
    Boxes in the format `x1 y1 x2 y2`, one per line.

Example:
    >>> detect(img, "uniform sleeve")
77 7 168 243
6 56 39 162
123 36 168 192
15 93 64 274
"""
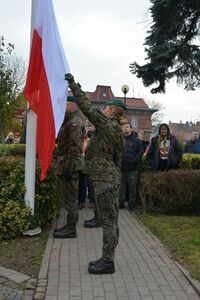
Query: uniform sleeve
69 81 109 128
67 121 84 158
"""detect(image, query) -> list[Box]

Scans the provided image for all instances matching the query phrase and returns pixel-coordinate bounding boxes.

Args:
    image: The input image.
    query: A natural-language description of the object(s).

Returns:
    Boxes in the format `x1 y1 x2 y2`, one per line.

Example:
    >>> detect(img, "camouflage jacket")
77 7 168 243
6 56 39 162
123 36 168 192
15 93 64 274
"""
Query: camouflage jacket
69 81 124 194
56 110 85 175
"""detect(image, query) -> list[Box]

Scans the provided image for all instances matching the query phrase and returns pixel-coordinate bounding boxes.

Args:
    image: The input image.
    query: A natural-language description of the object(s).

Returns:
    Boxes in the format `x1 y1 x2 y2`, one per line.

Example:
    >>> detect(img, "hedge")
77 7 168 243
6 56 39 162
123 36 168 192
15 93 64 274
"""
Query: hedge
139 169 200 214
0 144 25 157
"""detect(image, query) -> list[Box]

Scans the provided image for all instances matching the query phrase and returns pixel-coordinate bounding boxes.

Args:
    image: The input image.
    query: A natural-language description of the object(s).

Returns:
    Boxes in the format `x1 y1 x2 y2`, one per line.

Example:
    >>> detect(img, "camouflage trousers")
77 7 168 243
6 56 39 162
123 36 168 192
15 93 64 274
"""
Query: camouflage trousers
59 173 79 228
95 183 120 261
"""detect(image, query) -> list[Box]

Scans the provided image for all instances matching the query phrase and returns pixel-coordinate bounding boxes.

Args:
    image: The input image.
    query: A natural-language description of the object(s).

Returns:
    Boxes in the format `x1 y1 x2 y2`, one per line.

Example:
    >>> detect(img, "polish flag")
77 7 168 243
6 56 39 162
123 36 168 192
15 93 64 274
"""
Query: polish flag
25 0 69 180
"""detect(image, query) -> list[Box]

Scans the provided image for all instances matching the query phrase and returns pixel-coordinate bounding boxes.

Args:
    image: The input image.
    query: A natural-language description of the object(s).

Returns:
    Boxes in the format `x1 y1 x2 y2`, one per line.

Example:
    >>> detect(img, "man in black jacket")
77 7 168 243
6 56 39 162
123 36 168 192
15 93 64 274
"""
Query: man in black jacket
119 121 144 211
184 131 200 154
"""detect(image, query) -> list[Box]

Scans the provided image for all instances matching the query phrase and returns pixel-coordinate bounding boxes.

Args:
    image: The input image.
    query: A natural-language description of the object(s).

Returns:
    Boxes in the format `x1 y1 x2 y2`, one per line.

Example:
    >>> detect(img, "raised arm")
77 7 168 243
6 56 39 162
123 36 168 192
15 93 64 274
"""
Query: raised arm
65 73 109 128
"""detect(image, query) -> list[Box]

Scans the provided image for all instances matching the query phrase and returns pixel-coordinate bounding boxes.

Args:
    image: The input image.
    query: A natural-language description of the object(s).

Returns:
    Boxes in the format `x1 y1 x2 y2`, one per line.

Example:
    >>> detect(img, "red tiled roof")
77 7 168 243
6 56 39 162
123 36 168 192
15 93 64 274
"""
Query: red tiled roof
115 97 149 109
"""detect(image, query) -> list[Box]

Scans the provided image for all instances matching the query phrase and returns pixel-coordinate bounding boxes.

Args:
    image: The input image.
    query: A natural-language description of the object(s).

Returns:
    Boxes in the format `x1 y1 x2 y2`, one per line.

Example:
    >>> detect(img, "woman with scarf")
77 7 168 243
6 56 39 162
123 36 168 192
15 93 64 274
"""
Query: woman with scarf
147 123 183 171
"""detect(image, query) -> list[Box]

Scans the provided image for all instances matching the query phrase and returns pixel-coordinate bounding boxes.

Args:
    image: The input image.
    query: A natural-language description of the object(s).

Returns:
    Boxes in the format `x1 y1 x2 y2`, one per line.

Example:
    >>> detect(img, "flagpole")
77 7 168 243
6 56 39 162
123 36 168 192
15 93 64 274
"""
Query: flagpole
24 0 38 214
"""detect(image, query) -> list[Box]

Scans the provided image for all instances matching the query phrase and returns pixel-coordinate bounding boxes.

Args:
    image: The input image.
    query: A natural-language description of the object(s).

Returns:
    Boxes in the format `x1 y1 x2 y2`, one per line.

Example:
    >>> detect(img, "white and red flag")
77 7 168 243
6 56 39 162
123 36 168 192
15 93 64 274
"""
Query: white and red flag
25 0 69 180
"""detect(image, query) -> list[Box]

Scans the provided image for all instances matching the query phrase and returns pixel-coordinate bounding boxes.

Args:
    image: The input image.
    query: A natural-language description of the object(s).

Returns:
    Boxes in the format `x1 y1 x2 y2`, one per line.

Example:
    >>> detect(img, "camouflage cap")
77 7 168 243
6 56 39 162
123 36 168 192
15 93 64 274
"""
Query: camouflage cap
67 96 76 102
105 98 127 110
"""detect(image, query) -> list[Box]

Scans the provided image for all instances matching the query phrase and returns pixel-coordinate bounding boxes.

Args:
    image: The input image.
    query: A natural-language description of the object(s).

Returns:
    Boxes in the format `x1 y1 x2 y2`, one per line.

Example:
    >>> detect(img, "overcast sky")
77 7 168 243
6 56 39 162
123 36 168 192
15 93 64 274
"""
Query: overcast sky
1 0 199 123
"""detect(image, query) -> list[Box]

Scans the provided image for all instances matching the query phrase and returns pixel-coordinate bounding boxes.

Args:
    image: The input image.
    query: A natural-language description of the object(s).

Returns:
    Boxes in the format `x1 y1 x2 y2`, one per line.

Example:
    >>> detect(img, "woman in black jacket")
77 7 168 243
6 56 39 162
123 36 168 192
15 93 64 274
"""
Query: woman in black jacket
147 123 183 171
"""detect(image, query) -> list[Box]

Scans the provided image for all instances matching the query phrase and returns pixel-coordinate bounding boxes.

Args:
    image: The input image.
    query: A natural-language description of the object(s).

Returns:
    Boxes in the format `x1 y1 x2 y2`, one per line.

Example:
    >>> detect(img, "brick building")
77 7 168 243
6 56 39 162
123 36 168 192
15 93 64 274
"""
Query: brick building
152 121 200 142
169 121 200 142
69 85 156 141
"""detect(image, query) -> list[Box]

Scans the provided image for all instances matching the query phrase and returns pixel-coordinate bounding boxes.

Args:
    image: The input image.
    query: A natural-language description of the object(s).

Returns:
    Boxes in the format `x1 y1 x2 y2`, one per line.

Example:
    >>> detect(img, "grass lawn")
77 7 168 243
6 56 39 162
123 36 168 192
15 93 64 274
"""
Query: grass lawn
0 225 51 278
134 210 200 281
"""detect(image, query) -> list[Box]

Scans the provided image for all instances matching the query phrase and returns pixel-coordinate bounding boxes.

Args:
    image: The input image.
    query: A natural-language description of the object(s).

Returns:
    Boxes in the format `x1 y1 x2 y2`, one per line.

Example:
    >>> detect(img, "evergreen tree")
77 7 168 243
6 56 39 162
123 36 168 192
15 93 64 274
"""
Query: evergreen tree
130 0 200 93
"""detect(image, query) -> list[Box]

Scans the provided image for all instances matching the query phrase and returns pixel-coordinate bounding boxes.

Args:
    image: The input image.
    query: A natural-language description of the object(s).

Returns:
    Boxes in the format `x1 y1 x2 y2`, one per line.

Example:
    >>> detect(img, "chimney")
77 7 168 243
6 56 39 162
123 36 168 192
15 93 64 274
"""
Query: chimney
180 120 182 124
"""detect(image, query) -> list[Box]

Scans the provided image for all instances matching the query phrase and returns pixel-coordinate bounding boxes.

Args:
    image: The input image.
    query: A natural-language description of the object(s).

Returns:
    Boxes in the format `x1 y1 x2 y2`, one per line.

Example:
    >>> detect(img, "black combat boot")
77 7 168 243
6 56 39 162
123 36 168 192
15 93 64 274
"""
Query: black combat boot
89 257 103 267
88 259 115 274
53 226 76 238
84 218 101 228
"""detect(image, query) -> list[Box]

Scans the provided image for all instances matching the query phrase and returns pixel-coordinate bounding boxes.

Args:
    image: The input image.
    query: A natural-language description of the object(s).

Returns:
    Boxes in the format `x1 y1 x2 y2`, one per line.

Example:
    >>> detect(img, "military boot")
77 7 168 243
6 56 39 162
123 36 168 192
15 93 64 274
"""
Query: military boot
89 257 103 267
53 226 76 238
54 225 68 233
84 217 101 228
88 259 115 274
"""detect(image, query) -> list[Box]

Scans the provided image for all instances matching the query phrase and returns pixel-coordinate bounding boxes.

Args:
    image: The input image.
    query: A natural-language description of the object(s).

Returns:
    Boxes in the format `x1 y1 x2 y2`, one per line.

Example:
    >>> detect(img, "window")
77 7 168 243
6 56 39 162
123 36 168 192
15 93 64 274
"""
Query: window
102 93 107 97
131 116 138 128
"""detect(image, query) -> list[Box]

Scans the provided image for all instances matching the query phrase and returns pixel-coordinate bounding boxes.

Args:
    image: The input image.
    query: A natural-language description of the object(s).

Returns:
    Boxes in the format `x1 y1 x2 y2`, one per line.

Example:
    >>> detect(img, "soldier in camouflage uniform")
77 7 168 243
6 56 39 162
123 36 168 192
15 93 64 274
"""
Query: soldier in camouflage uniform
54 96 85 239
65 73 126 274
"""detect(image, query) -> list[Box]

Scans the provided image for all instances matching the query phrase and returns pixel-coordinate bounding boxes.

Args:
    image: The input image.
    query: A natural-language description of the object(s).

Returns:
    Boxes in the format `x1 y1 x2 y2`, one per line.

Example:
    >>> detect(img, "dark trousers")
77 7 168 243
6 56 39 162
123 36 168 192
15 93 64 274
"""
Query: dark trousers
78 173 88 205
59 173 79 228
88 176 95 203
95 185 119 261
119 170 139 209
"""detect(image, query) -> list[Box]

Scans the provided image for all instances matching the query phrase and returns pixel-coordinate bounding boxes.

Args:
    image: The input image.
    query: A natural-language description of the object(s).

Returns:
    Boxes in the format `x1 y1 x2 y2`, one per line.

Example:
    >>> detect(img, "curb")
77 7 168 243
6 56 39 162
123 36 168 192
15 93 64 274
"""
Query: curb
22 220 57 300
174 261 200 296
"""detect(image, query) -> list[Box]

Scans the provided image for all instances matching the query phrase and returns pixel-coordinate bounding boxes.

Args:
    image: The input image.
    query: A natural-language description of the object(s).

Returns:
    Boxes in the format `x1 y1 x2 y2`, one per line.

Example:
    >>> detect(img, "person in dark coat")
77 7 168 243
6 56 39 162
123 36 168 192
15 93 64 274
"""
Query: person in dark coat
119 121 144 211
147 123 183 171
65 73 126 275
184 131 200 154
54 97 85 239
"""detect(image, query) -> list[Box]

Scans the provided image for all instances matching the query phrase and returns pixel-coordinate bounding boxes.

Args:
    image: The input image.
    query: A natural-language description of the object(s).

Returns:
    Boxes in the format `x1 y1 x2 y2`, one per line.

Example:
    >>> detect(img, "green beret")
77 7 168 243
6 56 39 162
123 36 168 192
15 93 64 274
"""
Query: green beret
67 96 76 102
105 98 127 110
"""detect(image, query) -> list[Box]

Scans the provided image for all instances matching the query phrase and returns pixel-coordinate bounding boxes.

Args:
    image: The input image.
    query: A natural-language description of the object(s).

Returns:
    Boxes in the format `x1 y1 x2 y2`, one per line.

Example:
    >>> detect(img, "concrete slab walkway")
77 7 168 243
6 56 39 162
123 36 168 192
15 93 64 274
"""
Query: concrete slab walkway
30 208 199 300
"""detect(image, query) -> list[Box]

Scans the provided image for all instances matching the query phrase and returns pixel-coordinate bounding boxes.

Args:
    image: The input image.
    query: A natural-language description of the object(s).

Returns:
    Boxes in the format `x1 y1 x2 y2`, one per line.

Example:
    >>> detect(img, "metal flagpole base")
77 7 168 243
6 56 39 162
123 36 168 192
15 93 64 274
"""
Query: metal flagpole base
23 227 42 236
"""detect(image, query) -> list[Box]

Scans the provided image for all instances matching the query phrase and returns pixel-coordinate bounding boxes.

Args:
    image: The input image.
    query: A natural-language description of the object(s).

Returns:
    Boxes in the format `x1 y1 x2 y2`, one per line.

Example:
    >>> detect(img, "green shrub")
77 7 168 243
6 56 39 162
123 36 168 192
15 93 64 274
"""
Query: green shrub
0 144 25 157
0 164 26 207
34 164 59 226
0 156 59 240
139 170 200 214
182 153 200 169
140 154 150 172
0 200 31 240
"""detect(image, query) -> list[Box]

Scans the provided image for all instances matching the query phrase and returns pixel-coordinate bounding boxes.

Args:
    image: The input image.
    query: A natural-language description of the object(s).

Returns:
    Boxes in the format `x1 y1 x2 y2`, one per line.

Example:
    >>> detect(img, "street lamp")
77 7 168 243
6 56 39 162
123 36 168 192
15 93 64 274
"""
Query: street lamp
121 84 129 106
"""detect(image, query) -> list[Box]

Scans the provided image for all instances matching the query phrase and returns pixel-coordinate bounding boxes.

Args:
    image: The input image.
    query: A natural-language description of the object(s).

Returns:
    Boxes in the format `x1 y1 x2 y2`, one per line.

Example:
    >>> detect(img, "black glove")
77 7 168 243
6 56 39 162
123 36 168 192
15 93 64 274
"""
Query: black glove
65 73 74 84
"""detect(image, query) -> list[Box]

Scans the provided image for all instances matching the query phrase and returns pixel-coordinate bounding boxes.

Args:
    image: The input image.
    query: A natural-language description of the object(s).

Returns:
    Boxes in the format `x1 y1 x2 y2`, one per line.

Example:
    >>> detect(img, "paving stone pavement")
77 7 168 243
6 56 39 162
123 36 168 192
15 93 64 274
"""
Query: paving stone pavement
29 208 200 300
0 266 29 300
